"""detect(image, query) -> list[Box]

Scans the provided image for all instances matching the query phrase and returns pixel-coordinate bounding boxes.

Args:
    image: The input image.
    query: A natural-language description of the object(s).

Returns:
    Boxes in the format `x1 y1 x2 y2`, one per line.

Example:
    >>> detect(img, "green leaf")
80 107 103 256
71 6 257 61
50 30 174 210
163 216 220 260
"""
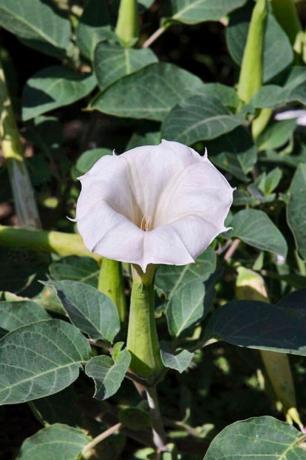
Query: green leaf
206 126 257 182
50 281 120 342
0 300 50 333
75 148 111 176
277 289 306 317
251 67 306 109
257 120 296 151
226 8 293 82
22 67 96 121
287 163 306 260
156 249 216 336
160 347 194 373
76 0 113 61
127 126 161 149
85 349 131 400
163 0 247 25
0 0 71 58
91 62 204 121
205 300 306 355
94 43 157 91
162 95 242 145
228 209 288 258
0 319 91 405
17 423 90 460
204 416 306 460
195 83 240 108
49 256 100 287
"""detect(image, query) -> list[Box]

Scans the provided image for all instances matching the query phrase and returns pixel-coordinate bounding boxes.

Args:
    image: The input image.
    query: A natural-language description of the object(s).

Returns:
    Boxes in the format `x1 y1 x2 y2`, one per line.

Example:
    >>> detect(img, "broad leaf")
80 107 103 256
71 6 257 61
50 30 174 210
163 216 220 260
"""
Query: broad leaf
49 256 100 287
91 63 204 121
0 300 50 333
17 423 90 460
205 300 306 355
163 0 247 25
257 120 297 151
206 127 257 181
50 281 120 342
195 83 240 108
94 43 157 91
22 67 96 121
204 416 306 459
156 249 216 336
228 209 288 258
161 346 194 373
75 148 111 176
162 95 242 145
85 349 131 400
277 289 306 318
226 8 293 82
0 320 91 404
76 0 113 60
287 164 306 260
0 0 71 58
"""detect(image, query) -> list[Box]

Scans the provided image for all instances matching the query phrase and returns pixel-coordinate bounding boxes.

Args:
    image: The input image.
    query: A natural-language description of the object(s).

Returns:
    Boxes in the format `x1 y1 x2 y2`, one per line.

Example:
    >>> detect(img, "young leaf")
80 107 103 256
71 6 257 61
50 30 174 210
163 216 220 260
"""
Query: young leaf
85 349 131 400
228 209 288 258
94 43 157 91
204 416 306 459
162 95 242 145
287 164 306 260
91 62 204 121
22 67 96 121
50 281 120 342
205 300 306 355
0 320 91 405
0 300 50 333
49 256 100 287
160 346 194 373
17 423 90 460
0 0 71 58
163 0 246 25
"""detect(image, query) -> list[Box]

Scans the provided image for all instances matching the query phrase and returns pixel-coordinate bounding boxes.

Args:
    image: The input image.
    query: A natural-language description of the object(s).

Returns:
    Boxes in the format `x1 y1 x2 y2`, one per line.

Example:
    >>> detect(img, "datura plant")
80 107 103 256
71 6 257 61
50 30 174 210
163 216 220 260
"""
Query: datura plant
1 0 306 459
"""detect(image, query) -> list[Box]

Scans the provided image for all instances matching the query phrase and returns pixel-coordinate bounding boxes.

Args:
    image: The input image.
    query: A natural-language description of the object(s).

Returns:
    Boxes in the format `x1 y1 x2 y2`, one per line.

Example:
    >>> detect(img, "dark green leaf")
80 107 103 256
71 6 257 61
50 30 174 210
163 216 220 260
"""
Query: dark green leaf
205 300 306 355
91 63 204 121
76 0 113 60
161 347 194 373
0 0 71 58
94 43 157 91
0 320 91 404
0 300 50 332
204 416 306 460
162 95 242 145
163 0 247 25
50 281 120 342
49 256 100 287
226 8 293 82
17 423 90 460
228 209 288 258
287 163 306 260
22 67 96 121
257 120 296 151
85 349 131 400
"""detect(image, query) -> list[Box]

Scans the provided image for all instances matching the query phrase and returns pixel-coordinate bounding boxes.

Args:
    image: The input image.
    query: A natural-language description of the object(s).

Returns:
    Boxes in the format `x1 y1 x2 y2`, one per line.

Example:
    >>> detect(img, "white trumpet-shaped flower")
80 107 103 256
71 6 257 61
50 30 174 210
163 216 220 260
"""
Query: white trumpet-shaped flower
76 140 233 272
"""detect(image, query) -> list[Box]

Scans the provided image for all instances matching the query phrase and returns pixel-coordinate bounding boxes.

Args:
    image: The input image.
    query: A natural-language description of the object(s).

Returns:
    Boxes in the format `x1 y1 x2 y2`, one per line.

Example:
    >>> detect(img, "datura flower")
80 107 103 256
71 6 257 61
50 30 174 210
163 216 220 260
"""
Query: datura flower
76 140 233 272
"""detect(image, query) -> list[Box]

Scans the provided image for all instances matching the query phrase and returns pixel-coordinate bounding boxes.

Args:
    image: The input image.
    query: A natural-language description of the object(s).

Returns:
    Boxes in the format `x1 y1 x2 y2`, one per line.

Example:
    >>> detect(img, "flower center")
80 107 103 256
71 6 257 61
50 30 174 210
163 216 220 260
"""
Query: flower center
140 216 152 231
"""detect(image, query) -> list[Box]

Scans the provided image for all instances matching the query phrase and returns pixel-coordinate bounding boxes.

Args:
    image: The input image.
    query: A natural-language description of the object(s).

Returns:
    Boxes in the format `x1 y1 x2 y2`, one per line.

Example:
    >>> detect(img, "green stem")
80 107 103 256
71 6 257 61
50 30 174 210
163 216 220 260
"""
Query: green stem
271 0 302 46
237 0 267 103
115 0 139 47
0 52 41 229
127 266 163 381
252 107 272 140
146 386 167 452
98 258 127 323
0 224 100 260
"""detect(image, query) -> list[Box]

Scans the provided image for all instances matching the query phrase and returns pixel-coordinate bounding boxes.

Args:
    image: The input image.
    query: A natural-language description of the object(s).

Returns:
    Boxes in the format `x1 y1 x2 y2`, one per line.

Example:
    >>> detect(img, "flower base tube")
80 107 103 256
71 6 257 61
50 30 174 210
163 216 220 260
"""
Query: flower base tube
98 258 127 323
127 266 163 381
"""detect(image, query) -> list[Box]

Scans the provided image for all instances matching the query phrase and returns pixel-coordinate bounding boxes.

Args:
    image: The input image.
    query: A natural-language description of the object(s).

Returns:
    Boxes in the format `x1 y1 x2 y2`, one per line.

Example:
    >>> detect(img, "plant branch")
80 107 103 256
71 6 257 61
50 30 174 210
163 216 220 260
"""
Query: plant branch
224 238 240 261
145 386 167 453
142 25 167 48
82 423 122 457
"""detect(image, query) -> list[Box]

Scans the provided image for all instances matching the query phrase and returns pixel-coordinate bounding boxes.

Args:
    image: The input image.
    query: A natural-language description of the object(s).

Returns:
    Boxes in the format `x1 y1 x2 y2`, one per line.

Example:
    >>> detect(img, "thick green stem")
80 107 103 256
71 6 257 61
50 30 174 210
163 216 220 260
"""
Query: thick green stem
0 53 41 229
115 0 139 47
98 258 127 323
237 0 267 103
0 224 100 260
252 107 272 140
271 0 302 46
127 266 163 381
